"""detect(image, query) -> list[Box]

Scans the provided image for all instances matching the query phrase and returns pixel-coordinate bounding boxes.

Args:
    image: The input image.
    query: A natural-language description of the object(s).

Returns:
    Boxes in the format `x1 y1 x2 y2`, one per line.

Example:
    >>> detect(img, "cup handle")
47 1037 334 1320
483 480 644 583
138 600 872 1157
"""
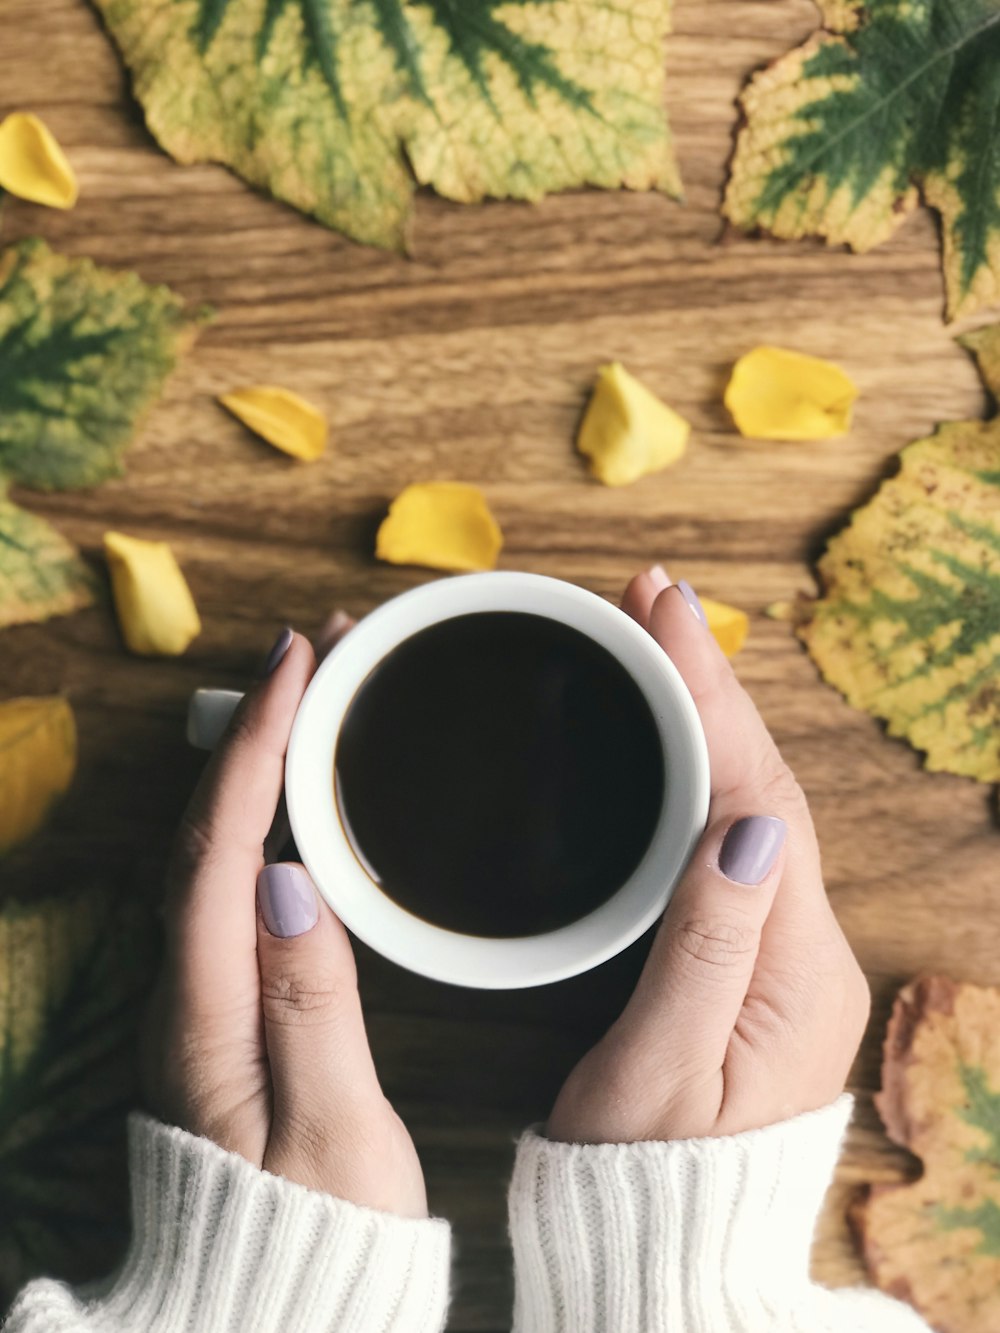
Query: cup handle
187 688 245 750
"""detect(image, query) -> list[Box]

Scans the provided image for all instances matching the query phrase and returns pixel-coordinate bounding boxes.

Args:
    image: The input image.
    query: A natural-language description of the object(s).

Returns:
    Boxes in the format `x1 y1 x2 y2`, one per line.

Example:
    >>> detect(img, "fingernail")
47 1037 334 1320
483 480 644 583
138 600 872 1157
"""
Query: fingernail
719 816 787 886
322 610 354 642
647 564 671 591
257 863 318 937
677 579 708 627
262 627 294 676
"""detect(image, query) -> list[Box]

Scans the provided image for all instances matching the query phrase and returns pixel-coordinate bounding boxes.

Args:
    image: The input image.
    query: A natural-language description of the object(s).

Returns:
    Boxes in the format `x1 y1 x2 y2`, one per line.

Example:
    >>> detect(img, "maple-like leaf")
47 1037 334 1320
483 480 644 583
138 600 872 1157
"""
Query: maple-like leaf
0 491 95 629
798 323 1000 782
0 889 156 1304
724 0 1000 319
857 975 1000 1332
92 0 681 249
0 238 206 491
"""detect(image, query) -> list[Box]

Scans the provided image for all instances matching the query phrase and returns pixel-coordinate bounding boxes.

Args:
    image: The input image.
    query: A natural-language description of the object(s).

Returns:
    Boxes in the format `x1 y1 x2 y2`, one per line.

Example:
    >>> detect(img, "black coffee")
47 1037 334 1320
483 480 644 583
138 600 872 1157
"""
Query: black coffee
334 611 665 937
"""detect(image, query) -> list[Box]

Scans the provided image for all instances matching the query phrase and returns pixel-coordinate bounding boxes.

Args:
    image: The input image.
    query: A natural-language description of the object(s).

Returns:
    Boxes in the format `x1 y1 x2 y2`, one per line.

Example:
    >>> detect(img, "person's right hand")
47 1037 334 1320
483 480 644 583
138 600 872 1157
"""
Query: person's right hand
547 568 871 1145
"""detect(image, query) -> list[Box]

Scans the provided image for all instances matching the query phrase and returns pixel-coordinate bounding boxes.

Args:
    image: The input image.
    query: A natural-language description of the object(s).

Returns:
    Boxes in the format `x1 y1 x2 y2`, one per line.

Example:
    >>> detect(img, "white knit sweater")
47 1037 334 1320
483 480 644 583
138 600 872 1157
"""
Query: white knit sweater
4 1097 930 1333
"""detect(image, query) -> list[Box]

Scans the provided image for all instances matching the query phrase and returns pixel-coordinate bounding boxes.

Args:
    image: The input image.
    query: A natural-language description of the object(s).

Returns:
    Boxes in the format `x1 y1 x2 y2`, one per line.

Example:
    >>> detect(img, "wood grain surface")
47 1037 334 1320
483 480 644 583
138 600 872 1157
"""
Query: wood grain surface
1 1 998 1327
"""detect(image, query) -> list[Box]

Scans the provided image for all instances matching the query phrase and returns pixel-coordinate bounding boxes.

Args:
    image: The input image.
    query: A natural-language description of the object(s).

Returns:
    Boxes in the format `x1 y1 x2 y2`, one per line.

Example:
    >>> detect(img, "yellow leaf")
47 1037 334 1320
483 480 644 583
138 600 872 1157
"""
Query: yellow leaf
219 386 327 461
104 530 201 656
0 113 78 209
577 363 690 487
376 483 502 573
702 598 749 658
725 347 858 440
0 697 76 856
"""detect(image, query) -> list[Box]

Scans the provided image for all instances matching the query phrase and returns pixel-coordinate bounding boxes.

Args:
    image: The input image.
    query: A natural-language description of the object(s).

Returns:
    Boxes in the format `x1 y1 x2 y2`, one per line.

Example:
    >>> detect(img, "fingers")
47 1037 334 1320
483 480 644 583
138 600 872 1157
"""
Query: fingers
620 809 787 1066
166 629 316 1004
620 565 671 626
627 578 825 902
315 608 356 660
262 610 357 863
254 863 389 1169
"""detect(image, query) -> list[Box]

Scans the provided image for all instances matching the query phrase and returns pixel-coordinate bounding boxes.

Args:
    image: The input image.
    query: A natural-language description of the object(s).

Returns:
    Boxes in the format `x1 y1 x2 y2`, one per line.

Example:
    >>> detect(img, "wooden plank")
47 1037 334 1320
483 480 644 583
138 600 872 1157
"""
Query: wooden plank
1 1 996 1327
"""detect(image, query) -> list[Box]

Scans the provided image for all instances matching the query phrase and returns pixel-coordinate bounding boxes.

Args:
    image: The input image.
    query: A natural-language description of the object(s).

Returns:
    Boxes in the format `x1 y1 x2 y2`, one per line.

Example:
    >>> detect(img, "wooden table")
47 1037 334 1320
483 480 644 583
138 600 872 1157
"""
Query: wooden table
2 1 997 1326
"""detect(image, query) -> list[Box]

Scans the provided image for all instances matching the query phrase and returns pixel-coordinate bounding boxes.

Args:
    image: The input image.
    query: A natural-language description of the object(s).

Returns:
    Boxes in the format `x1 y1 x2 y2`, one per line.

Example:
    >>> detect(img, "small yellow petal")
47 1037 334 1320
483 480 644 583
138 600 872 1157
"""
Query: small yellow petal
0 696 76 856
375 482 502 573
219 385 327 461
725 346 858 440
0 113 78 209
104 531 201 656
577 362 690 487
702 597 749 658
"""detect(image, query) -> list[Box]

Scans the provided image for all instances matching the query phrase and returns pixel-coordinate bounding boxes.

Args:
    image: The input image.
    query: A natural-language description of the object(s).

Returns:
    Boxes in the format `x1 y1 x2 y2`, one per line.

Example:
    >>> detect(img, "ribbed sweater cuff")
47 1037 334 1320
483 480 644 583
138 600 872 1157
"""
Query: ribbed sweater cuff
10 1114 451 1333
509 1095 854 1333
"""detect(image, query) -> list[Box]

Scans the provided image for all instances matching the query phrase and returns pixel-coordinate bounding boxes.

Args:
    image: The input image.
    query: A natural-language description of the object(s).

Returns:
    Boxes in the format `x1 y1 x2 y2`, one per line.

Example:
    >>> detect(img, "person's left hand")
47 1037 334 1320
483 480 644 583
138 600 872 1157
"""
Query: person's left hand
143 619 428 1218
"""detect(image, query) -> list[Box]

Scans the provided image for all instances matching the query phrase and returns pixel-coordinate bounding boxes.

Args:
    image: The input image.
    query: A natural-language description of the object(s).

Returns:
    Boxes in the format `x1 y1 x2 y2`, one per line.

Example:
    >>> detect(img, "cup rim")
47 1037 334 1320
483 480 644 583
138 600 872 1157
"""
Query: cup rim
285 573 710 989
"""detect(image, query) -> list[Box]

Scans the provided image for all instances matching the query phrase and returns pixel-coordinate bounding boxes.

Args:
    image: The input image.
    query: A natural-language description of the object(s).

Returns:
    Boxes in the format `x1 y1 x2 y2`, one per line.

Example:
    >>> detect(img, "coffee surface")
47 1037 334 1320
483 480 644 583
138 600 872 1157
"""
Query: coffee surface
334 611 665 937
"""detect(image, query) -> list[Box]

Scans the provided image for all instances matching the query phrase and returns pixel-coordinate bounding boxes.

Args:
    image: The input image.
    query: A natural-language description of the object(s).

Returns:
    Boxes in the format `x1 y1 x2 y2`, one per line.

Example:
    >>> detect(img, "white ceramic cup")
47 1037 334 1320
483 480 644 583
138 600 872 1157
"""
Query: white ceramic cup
187 572 710 989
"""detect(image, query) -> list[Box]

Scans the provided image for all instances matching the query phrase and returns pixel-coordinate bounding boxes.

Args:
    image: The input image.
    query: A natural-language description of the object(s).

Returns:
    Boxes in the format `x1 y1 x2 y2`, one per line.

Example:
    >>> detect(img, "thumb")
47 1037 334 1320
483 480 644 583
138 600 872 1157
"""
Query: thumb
255 863 383 1134
618 814 787 1071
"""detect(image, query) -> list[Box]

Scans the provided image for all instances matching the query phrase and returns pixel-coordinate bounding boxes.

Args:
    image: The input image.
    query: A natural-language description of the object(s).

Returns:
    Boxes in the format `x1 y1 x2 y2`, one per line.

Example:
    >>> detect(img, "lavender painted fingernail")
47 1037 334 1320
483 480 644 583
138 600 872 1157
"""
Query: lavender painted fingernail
257 863 318 937
262 627 293 676
647 564 671 591
719 816 787 886
677 579 708 627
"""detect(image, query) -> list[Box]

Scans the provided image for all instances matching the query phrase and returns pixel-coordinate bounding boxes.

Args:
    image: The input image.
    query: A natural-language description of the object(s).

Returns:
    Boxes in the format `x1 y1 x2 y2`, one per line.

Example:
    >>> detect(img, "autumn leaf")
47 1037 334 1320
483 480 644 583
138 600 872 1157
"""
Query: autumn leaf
0 889 156 1303
857 975 1000 1332
724 0 1000 319
0 238 207 491
0 697 76 856
0 491 95 628
798 323 1000 782
91 0 681 250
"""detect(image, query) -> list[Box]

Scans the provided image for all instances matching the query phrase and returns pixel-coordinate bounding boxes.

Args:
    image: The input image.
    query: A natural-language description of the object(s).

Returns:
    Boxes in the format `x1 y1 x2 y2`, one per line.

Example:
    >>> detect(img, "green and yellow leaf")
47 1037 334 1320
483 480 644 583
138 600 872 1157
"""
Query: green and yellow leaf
724 0 1000 320
0 697 76 857
92 0 681 250
0 238 207 491
858 976 1000 1332
0 492 95 628
798 324 1000 782
0 890 156 1302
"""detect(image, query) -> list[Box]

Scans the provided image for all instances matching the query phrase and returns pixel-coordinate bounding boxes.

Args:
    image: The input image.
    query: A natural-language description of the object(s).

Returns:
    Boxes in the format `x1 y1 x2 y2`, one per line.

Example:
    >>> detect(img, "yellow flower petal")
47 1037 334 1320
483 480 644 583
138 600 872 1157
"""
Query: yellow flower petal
701 597 749 658
219 385 327 461
375 482 502 573
577 362 690 487
104 531 201 656
725 346 857 440
0 696 76 856
0 113 78 209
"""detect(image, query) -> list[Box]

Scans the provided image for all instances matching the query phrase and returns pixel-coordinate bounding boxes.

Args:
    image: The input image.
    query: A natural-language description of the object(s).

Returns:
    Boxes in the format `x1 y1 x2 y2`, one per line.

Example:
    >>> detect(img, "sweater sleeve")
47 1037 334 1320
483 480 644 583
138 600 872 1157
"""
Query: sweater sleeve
508 1095 931 1333
4 1114 450 1333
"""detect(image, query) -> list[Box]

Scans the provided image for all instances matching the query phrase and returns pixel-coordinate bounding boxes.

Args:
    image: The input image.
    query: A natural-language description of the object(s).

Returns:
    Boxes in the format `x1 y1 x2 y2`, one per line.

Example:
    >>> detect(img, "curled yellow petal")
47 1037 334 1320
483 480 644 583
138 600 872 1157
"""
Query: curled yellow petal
725 346 857 440
0 113 78 209
0 696 76 855
104 531 201 656
702 597 749 658
376 482 502 573
219 385 327 461
577 362 690 487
